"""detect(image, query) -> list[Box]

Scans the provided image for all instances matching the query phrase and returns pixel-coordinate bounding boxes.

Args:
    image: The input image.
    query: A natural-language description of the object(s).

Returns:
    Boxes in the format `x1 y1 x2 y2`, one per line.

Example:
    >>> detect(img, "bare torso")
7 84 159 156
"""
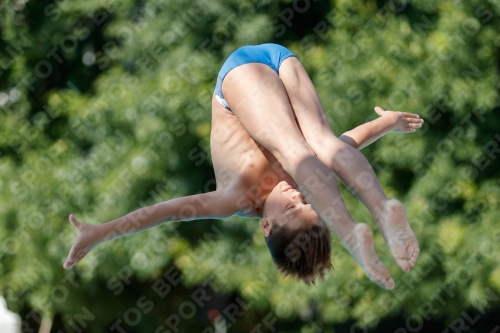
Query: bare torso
209 95 296 218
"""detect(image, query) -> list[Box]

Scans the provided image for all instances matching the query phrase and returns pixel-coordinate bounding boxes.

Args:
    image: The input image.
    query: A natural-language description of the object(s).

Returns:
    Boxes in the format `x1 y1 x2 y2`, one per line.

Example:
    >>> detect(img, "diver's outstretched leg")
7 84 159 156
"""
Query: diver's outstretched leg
278 57 419 271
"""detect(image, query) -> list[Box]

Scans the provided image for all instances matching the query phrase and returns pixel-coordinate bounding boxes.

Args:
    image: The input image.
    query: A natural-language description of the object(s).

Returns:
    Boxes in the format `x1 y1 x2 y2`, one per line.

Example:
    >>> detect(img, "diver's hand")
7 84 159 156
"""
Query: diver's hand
374 106 424 133
63 214 100 269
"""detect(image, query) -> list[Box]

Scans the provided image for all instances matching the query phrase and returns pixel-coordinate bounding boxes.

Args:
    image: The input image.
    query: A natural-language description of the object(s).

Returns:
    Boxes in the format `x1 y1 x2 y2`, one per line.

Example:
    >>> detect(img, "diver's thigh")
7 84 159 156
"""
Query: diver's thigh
278 57 337 149
222 63 313 160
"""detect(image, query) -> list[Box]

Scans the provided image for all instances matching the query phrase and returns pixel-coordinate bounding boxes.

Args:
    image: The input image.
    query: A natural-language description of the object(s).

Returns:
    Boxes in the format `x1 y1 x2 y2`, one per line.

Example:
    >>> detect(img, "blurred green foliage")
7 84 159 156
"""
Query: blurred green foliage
1 0 500 332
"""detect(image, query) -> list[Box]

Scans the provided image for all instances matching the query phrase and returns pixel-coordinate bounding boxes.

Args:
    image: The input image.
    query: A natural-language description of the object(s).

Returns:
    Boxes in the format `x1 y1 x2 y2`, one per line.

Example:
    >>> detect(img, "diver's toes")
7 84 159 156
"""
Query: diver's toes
396 258 411 272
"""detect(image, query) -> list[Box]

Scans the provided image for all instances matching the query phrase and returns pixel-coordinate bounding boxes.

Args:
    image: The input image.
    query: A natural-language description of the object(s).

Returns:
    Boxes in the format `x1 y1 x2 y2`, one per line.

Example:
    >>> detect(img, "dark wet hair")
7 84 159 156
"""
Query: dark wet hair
265 223 332 284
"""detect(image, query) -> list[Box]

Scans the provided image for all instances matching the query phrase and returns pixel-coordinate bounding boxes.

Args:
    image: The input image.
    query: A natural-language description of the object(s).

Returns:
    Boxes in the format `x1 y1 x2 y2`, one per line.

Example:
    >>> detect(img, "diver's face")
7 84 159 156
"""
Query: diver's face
263 181 323 230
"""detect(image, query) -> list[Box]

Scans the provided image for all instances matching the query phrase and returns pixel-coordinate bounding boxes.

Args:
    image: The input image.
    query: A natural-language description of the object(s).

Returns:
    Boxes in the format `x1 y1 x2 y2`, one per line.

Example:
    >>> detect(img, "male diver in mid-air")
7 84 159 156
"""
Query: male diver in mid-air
64 43 424 289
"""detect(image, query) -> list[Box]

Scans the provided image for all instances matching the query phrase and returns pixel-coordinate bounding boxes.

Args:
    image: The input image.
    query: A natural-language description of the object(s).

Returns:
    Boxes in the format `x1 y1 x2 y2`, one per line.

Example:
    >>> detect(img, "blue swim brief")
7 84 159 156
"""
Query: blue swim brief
213 43 296 110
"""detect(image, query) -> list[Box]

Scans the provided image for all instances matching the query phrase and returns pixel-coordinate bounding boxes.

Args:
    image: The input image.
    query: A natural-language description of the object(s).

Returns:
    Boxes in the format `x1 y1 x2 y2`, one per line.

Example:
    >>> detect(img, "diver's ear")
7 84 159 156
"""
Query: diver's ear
261 217 272 237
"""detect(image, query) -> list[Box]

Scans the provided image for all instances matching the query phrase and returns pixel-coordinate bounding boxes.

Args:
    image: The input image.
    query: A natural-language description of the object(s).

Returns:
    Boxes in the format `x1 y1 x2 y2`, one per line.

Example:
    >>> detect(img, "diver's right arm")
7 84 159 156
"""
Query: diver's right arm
339 106 424 149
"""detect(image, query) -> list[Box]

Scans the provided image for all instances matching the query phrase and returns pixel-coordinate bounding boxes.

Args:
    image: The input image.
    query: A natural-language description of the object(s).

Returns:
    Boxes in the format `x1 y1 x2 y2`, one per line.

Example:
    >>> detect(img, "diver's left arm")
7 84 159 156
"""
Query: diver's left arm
339 107 424 150
63 190 239 269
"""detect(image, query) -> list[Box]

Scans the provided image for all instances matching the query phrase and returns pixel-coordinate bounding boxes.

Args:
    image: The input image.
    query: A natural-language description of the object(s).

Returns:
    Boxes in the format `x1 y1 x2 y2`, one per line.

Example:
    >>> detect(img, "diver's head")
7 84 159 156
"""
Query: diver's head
261 181 332 284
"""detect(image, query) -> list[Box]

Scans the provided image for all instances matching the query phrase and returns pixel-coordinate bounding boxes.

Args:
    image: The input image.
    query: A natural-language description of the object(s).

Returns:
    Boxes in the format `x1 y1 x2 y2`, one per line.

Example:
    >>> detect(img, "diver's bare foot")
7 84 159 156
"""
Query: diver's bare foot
346 223 395 290
378 200 420 272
